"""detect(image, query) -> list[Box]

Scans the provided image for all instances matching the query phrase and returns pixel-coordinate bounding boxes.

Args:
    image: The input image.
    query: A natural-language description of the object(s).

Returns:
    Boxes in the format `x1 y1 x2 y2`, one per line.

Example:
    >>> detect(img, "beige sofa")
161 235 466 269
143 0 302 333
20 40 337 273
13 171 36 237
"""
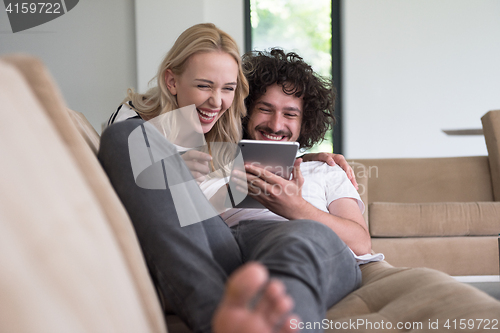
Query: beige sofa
1 54 499 333
354 112 500 276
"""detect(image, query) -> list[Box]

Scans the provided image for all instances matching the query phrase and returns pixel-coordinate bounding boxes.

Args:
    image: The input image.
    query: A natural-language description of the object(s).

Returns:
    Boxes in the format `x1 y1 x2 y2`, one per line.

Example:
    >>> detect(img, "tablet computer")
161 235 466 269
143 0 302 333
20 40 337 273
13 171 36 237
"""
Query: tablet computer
224 140 299 209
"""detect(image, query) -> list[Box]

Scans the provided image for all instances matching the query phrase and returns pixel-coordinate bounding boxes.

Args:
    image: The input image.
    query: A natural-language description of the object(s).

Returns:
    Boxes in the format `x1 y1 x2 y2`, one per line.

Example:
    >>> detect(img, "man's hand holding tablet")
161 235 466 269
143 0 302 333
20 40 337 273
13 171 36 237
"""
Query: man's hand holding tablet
225 140 299 209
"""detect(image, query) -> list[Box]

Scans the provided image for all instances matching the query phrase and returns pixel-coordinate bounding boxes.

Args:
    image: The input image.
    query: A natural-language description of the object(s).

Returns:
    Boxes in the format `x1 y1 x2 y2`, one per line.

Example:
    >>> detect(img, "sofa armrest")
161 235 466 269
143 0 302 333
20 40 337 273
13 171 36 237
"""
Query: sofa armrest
482 109 500 201
68 108 100 155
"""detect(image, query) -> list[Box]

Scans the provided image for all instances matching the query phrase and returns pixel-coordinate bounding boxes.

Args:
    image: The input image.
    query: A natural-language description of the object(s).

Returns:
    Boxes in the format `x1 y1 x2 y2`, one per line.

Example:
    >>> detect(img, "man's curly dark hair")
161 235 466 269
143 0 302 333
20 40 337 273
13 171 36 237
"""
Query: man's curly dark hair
242 48 336 150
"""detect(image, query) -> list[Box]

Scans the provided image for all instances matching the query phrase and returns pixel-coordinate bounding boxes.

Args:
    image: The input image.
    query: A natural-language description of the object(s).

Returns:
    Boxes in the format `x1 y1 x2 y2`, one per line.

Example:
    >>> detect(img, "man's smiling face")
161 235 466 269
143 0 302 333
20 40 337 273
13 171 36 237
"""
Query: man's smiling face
246 84 303 142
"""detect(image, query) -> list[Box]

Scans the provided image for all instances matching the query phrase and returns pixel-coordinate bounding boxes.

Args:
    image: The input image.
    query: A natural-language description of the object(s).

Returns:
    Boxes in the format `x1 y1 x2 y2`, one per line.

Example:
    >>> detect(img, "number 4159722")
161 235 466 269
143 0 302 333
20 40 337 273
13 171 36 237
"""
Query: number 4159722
444 319 498 330
5 2 62 14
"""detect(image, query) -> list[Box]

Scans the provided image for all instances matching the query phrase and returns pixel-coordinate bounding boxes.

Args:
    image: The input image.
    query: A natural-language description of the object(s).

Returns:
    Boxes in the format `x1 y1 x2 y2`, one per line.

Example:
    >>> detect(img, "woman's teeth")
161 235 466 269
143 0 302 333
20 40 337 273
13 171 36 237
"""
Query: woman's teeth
197 109 218 121
262 132 284 140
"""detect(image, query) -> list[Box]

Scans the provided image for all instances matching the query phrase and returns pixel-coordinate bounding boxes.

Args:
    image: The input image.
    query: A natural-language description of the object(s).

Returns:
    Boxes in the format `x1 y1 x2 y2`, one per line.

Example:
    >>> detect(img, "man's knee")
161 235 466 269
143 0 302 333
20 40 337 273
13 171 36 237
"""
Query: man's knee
101 119 144 142
99 119 144 158
99 119 179 173
252 221 343 262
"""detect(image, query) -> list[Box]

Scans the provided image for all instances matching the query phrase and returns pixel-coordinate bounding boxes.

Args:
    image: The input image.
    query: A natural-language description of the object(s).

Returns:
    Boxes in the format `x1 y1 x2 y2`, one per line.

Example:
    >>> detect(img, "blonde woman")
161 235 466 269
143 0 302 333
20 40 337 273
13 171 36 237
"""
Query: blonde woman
107 23 248 180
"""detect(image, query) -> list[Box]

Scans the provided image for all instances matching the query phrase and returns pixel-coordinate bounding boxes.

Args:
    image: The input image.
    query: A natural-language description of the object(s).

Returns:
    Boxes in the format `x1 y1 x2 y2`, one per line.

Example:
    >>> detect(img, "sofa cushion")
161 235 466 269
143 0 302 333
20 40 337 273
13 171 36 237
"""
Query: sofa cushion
371 236 499 276
369 202 500 237
327 261 500 332
0 60 160 333
354 156 494 204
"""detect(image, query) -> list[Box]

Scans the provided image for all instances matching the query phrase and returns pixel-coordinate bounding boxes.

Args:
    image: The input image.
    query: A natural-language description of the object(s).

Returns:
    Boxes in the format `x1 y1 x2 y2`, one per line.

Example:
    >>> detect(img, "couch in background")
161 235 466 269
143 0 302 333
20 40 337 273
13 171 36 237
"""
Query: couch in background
354 112 500 276
1 54 499 333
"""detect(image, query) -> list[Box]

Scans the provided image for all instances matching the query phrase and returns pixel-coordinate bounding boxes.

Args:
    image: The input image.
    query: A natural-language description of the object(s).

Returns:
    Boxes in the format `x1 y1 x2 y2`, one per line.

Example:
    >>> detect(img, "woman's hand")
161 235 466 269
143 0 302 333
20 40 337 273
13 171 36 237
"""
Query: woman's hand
301 152 358 189
181 149 212 183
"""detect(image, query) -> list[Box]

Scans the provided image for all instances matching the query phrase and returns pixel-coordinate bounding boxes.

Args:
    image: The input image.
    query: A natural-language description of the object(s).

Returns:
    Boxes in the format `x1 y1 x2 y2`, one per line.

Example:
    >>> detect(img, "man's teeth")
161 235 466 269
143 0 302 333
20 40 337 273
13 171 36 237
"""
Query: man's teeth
197 109 218 120
262 132 284 140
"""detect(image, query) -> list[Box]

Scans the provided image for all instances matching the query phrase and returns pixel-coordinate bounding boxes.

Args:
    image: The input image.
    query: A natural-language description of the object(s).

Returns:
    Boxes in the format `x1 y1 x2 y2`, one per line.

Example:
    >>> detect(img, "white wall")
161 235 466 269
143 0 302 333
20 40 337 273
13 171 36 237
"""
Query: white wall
135 0 245 92
343 0 500 159
0 0 137 133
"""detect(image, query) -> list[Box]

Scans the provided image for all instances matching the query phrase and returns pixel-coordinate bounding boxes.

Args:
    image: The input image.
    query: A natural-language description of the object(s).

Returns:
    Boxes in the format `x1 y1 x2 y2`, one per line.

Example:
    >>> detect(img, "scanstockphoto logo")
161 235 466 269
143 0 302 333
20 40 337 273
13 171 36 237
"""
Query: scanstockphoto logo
3 0 79 33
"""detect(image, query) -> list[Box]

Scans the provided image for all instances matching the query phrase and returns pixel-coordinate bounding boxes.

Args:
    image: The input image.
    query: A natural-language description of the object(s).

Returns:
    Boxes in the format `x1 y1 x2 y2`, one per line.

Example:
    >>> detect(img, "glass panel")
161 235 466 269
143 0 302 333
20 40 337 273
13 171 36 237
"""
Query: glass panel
250 0 333 153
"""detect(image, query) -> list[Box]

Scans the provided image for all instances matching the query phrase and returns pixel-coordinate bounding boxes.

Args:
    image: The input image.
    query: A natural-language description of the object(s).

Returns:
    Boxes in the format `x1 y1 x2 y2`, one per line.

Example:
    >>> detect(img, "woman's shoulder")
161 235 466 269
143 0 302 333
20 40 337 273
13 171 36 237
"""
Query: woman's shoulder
106 101 140 127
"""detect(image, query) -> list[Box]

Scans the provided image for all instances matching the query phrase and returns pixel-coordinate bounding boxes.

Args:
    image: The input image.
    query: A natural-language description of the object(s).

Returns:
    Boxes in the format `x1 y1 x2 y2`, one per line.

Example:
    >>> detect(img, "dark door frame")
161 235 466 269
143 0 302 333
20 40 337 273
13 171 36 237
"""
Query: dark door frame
244 0 343 153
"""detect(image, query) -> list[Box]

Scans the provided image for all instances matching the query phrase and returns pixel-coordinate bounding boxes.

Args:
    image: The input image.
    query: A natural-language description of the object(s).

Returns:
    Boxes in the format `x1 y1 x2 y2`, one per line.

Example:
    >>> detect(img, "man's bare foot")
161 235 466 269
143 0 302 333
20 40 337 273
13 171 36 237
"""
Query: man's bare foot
212 262 299 333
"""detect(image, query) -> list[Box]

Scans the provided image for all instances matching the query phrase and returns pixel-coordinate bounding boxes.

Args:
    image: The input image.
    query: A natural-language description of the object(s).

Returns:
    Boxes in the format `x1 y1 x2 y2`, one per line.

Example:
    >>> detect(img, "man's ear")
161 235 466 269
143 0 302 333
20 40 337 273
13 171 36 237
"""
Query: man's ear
165 69 177 95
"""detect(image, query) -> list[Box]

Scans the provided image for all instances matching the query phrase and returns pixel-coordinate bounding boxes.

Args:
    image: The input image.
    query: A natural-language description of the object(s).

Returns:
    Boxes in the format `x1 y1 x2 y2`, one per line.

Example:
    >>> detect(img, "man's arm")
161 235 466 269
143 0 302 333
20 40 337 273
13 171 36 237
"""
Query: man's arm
296 197 371 256
234 160 371 255
300 152 358 189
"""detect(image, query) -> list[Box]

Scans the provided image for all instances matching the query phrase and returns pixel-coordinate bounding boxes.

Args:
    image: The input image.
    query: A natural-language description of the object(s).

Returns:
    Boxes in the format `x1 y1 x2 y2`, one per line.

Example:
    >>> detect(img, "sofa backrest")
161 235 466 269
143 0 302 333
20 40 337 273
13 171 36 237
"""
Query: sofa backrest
353 155 494 204
68 108 100 155
0 55 166 333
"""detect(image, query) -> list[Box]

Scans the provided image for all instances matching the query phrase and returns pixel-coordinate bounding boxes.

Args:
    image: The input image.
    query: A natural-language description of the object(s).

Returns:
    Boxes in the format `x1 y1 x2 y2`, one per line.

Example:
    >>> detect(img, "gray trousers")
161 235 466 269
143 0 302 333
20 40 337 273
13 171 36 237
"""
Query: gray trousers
98 119 361 333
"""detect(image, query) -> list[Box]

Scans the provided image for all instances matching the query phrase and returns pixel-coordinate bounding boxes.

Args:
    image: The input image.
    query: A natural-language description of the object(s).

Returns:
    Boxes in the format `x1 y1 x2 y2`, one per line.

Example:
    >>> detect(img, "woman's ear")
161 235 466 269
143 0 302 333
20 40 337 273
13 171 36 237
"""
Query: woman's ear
165 69 177 95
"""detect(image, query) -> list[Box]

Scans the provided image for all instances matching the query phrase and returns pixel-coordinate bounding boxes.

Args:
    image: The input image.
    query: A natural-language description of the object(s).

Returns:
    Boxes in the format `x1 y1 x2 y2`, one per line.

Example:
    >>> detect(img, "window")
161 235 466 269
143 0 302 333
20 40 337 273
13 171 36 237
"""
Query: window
247 0 335 153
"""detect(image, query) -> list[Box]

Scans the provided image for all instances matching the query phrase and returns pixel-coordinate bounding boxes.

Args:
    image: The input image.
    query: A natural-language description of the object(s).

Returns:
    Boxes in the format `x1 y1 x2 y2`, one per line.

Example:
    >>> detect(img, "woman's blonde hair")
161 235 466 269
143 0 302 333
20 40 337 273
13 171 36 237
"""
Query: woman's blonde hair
125 23 248 149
